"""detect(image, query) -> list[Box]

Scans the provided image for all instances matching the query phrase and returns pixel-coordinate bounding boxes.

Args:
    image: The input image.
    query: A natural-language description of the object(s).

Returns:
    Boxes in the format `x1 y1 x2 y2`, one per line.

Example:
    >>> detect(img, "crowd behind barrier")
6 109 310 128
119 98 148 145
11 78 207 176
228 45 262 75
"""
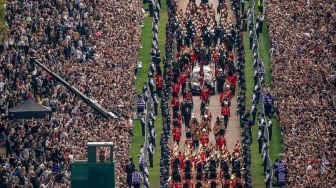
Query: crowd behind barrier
265 0 336 187
0 0 143 187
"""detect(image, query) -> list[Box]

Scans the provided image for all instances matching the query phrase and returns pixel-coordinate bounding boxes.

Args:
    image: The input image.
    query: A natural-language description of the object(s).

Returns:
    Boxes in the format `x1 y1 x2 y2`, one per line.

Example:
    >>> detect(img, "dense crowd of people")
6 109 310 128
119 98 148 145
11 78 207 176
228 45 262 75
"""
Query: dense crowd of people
0 0 142 187
266 0 336 187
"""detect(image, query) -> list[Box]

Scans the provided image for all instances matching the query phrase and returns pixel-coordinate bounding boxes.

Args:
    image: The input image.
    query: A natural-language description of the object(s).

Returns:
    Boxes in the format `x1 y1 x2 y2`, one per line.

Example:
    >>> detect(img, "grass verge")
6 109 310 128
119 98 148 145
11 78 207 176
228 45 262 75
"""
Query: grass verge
241 2 283 187
131 3 167 187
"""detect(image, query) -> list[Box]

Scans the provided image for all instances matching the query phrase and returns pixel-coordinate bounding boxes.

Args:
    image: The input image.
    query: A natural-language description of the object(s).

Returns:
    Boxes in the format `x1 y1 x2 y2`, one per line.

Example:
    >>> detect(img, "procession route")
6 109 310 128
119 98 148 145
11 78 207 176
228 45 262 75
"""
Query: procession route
176 0 241 153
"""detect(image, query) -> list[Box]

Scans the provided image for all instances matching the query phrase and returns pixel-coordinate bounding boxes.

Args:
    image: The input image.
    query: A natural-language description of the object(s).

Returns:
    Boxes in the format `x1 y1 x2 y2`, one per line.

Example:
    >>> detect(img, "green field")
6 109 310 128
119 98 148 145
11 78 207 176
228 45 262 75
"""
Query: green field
131 3 168 187
0 0 7 43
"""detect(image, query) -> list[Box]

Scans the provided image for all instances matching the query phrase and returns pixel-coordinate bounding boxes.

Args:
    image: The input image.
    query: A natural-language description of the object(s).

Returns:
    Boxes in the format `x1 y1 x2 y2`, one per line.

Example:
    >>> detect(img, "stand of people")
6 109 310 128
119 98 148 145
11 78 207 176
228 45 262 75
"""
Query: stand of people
266 0 336 187
0 0 143 187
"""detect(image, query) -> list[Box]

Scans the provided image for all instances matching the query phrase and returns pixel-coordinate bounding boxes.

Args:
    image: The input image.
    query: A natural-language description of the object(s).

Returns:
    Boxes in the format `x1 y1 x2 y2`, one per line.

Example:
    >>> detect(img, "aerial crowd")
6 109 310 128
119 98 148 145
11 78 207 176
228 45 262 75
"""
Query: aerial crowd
0 0 142 187
0 0 335 187
266 0 336 187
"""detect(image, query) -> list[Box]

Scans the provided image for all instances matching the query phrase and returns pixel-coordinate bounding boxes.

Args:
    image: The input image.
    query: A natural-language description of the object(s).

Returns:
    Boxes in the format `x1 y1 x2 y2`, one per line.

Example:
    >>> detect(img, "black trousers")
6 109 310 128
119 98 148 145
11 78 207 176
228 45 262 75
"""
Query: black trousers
149 153 154 167
224 115 229 128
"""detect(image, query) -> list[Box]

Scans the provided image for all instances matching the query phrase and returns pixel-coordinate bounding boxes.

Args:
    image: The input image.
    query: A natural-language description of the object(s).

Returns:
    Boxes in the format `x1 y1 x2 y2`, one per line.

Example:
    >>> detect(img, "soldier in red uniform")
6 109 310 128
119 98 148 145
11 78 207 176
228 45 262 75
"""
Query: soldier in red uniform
220 88 232 104
178 152 186 170
200 86 210 105
200 131 209 147
182 178 193 188
228 73 237 96
213 48 220 65
185 138 194 149
184 90 193 102
172 82 181 97
171 96 180 113
155 74 163 96
216 135 227 149
173 127 182 145
179 72 188 95
221 103 230 129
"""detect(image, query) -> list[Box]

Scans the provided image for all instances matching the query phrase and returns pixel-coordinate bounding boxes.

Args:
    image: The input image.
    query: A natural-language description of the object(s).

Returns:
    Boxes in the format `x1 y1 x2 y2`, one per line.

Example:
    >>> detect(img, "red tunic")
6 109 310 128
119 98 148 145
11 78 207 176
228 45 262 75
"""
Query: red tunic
221 107 231 116
185 139 193 148
171 97 180 107
200 135 209 146
172 83 181 94
179 74 188 84
173 127 181 141
220 91 232 102
213 51 219 63
229 74 237 88
155 75 163 89
200 88 210 101
184 92 193 101
216 136 226 149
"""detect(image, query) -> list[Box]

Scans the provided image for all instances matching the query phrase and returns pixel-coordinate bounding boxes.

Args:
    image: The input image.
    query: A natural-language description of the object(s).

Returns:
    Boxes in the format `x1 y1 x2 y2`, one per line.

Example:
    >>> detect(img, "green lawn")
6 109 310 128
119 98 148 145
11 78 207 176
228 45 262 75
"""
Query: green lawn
131 3 168 187
0 0 7 43
242 1 283 187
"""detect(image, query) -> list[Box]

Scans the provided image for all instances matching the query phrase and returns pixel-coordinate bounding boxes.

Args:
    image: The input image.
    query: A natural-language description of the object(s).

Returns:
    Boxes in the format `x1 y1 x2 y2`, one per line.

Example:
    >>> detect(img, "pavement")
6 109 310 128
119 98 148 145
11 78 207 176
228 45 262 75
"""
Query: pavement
175 0 241 152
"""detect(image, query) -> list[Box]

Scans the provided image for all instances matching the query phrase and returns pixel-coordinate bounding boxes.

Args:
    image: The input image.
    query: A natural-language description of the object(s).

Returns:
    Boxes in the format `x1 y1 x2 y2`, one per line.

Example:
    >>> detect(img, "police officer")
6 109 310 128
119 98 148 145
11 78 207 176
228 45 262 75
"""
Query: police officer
257 129 263 153
148 142 155 168
153 93 159 115
265 169 271 188
132 170 142 188
126 158 135 188
148 0 154 17
140 113 146 136
150 127 156 147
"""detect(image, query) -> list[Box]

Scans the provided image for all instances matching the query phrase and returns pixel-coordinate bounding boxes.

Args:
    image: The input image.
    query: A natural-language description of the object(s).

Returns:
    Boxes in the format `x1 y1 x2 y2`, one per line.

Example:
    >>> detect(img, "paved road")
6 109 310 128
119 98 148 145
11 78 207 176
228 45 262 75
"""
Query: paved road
176 0 241 152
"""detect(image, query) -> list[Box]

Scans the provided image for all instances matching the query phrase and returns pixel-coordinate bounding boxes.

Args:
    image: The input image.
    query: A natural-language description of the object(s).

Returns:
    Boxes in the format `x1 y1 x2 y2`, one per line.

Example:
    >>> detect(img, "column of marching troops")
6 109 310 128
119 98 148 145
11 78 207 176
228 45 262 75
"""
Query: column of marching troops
156 0 258 187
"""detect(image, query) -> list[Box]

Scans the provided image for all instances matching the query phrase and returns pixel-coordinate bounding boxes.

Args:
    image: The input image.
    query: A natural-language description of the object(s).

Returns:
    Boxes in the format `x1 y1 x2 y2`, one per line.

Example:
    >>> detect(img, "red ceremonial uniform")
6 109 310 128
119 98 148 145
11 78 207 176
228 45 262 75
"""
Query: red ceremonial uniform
220 91 232 102
216 136 226 149
200 134 209 146
155 75 163 89
185 139 193 148
221 106 231 116
191 54 196 65
183 180 193 188
184 92 193 101
219 170 225 179
171 97 180 107
172 83 181 94
229 74 237 88
223 179 230 187
172 181 183 188
179 73 188 84
173 127 181 141
230 179 237 188
213 50 219 63
200 88 210 101
228 52 234 61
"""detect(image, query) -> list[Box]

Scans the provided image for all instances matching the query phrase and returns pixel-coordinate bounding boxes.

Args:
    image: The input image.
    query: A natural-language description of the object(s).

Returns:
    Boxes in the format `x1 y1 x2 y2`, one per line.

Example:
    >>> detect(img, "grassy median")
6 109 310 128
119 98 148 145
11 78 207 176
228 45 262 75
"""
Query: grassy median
242 1 283 187
131 3 167 187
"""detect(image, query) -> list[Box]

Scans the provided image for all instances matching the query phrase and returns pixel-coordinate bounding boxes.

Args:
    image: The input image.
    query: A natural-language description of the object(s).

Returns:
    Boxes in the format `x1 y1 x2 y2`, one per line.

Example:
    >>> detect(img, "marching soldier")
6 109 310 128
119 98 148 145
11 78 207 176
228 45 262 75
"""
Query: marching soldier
221 102 230 129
